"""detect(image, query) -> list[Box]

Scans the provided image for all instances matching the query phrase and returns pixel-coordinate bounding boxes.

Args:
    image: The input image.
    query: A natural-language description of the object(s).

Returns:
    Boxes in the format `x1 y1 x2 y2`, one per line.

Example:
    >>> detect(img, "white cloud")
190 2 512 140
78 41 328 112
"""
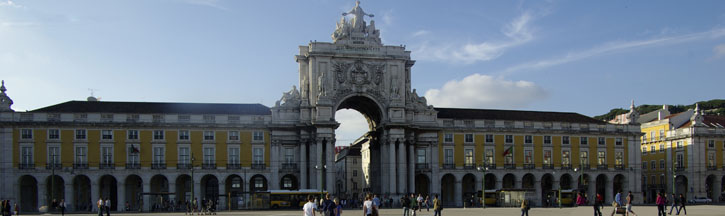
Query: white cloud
424 74 546 109
413 12 535 64
412 30 429 37
500 28 725 75
334 109 370 146
713 43 725 58
0 0 22 8
184 0 227 11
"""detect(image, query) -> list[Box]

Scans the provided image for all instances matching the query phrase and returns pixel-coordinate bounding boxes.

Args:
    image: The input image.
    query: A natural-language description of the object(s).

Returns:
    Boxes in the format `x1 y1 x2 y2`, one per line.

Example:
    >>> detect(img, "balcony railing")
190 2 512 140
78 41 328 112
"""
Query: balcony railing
442 163 455 169
560 164 571 170
615 164 624 170
675 166 685 172
46 163 62 170
707 165 717 170
99 163 115 169
73 163 89 169
581 164 591 170
542 164 554 169
177 163 192 170
251 163 266 170
151 162 166 169
227 163 241 170
484 164 496 170
202 163 216 169
523 164 535 169
126 163 140 169
415 163 430 171
463 164 476 170
504 164 516 169
281 163 298 171
19 163 35 169
598 164 608 170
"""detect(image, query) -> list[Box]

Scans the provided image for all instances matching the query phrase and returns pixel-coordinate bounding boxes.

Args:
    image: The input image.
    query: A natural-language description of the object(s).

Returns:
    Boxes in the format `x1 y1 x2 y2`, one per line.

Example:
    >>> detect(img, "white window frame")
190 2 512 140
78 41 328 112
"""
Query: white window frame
48 144 61 165
524 135 533 145
642 146 647 155
178 130 190 141
127 144 140 165
562 150 571 166
253 147 264 164
75 129 87 140
48 129 60 140
178 145 191 165
660 143 665 152
203 146 215 165
615 151 623 165
464 148 474 166
544 136 552 145
484 148 494 165
416 148 427 164
580 136 588 145
127 130 139 140
153 130 165 141
152 145 165 164
203 131 215 141
484 134 494 143
505 135 513 144
444 148 454 165
598 137 605 145
101 130 113 140
252 131 264 142
597 151 606 165
74 144 88 165
443 133 453 143
100 144 114 164
651 160 656 170
20 144 33 165
562 136 570 145
615 137 623 146
228 131 240 141
20 129 33 140
650 146 655 154
580 150 589 165
543 148 552 165
464 133 474 143
708 140 715 148
283 147 294 164
524 149 533 165
660 159 665 170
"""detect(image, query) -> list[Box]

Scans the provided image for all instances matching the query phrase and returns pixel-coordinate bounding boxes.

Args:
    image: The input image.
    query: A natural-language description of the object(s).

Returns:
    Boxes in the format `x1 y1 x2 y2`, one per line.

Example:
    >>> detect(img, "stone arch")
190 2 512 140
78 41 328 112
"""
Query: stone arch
440 174 456 206
73 175 92 212
415 173 430 196
18 175 38 212
45 175 65 208
613 174 626 196
706 175 716 200
522 173 535 189
99 175 118 211
125 175 143 211
541 174 554 207
577 173 591 191
225 174 243 210
250 174 268 192
280 174 299 190
560 174 573 190
674 175 687 197
461 173 476 206
502 173 516 189
201 174 219 201
596 174 608 201
334 94 386 130
484 173 496 190
150 174 170 210
175 175 192 204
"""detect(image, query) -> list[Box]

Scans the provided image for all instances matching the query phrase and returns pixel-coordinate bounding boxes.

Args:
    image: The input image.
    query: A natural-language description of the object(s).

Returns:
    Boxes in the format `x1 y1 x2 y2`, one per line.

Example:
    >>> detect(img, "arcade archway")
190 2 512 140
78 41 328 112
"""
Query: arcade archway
201 175 219 201
560 174 573 190
99 175 117 211
596 174 607 201
73 175 92 212
19 175 38 212
503 174 516 189
45 175 65 208
441 174 456 206
415 174 430 195
125 175 143 211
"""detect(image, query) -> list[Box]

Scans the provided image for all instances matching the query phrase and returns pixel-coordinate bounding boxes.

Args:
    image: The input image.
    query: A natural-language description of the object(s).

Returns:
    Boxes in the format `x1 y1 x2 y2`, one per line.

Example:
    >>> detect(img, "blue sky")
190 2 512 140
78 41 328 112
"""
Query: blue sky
2 0 724 145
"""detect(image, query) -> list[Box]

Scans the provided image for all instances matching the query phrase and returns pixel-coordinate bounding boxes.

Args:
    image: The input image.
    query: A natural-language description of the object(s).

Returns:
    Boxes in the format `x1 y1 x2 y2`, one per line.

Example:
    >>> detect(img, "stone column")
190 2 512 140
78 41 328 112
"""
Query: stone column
408 144 415 194
38 182 47 210
300 141 308 189
218 181 226 210
605 179 613 204
397 139 407 195
552 179 560 207
90 180 99 213
535 180 542 206
588 178 596 204
142 180 151 211
64 182 74 211
495 176 503 190
270 143 279 190
309 141 317 189
317 138 324 191
168 181 176 205
431 143 440 196
713 178 722 204
389 140 397 196
118 182 125 212
326 138 335 194
454 179 462 207
380 140 389 195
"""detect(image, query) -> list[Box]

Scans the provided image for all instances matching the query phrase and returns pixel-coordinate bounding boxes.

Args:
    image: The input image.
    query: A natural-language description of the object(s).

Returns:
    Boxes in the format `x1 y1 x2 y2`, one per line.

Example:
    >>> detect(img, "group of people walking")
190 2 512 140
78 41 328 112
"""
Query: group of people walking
96 198 111 216
184 198 217 215
0 200 17 216
656 193 688 216
303 193 442 216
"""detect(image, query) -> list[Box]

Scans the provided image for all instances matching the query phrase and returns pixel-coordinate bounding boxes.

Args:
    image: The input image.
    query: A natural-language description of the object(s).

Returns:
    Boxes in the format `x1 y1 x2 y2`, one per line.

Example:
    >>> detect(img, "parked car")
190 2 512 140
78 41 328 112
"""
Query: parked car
688 196 712 204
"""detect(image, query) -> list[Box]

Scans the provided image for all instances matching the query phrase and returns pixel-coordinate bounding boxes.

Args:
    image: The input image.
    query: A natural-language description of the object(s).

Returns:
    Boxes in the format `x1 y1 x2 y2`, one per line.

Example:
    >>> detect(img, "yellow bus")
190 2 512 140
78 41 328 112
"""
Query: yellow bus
555 189 576 207
269 190 327 209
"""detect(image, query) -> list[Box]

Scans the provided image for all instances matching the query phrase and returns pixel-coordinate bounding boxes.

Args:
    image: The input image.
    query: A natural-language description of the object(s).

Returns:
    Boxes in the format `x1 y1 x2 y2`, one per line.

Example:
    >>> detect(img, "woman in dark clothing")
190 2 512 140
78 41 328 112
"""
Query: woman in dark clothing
677 194 687 215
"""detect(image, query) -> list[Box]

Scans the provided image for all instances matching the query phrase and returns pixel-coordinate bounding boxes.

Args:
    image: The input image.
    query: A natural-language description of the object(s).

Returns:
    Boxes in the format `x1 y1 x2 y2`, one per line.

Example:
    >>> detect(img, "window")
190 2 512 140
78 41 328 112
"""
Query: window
178 115 190 122
353 170 358 177
464 149 474 165
21 146 33 165
676 141 683 149
651 160 656 170
544 136 551 145
179 147 190 165
203 131 215 141
598 137 605 145
48 146 60 164
153 146 165 164
580 137 588 145
524 135 532 144
708 140 715 148
616 138 623 145
253 131 264 141
659 130 665 140
615 152 623 165
128 144 140 164
253 148 264 164
650 131 655 142
443 133 453 143
153 130 164 140
284 148 294 163
562 136 570 145
642 161 647 169
660 159 665 169
580 151 589 165
228 131 240 141
416 149 426 164
660 144 665 152
598 151 605 165
101 146 113 164
543 150 552 165
505 150 514 165
650 146 655 154
444 149 453 164
505 135 513 143
562 150 570 165
464 134 473 143
524 150 533 164
203 147 215 164
254 178 264 189
179 130 190 140
642 134 647 142
708 152 715 167
75 129 87 140
485 134 494 143
228 115 240 123
676 154 683 168
229 147 240 165
660 175 665 186
48 129 60 140
642 146 647 155
127 130 139 140
75 146 87 164
485 149 494 165
101 130 113 140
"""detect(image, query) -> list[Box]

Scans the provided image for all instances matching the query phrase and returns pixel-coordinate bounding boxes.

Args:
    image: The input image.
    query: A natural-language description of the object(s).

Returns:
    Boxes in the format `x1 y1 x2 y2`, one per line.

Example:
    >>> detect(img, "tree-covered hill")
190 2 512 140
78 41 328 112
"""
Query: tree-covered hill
594 99 725 121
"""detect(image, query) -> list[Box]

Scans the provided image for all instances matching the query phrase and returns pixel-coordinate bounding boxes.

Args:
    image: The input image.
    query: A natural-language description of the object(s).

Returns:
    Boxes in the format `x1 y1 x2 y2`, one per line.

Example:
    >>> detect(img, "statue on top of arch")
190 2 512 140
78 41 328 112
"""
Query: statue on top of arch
332 1 381 45
275 85 301 107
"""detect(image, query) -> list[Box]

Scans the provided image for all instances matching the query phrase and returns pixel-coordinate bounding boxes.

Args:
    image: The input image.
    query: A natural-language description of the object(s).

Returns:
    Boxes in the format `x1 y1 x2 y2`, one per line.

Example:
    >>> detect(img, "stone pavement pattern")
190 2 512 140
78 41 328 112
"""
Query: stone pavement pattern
47 205 725 216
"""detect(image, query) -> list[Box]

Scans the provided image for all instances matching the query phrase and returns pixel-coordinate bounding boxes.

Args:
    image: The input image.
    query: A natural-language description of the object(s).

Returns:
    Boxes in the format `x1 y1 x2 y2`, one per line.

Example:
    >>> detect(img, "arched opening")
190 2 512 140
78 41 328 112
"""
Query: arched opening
440 174 456 206
150 175 169 211
45 175 65 209
484 173 496 190
415 174 430 196
522 173 535 189
73 175 92 212
613 174 625 197
225 175 244 210
201 175 219 202
502 174 516 189
125 175 143 211
249 175 268 192
577 174 590 191
175 175 192 204
19 175 38 212
541 174 554 207
706 175 715 200
99 175 117 211
560 174 573 190
462 173 476 207
280 174 299 190
596 174 607 202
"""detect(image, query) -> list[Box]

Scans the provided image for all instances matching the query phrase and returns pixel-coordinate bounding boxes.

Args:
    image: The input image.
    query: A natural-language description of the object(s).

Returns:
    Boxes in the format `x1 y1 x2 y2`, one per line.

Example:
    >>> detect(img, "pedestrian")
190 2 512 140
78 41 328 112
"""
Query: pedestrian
104 197 111 216
676 194 686 215
303 195 316 216
314 197 320 213
433 194 442 216
576 192 586 206
416 194 423 212
97 198 104 216
668 193 679 215
625 191 637 216
594 193 603 216
425 195 430 212
615 190 623 207
372 195 380 210
14 202 19 216
401 194 410 216
410 194 418 216
363 194 376 216
60 199 66 216
334 198 342 216
321 194 336 216
656 193 666 216
520 199 530 216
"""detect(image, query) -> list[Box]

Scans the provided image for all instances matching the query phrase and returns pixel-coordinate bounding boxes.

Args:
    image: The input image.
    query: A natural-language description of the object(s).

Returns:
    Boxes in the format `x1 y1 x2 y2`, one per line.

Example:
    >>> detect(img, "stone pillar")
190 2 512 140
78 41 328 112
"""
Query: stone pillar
588 178 596 204
90 180 99 212
380 140 389 195
495 176 503 190
118 182 125 212
168 181 176 205
38 182 47 209
270 143 279 190
535 180 542 206
713 178 722 204
309 141 317 189
397 139 407 195
388 140 397 196
301 141 308 189
142 180 151 211
218 181 226 210
64 182 74 211
408 144 415 194
431 143 440 196
605 179 613 204
454 179 462 207
317 139 324 191
552 179 560 207
326 138 335 194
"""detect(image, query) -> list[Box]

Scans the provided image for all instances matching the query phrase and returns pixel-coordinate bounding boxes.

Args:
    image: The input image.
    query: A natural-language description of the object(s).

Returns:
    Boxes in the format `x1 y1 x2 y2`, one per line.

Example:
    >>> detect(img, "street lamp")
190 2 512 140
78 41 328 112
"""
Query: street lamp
553 171 561 209
191 153 196 202
50 152 57 207
315 165 327 199
477 165 489 208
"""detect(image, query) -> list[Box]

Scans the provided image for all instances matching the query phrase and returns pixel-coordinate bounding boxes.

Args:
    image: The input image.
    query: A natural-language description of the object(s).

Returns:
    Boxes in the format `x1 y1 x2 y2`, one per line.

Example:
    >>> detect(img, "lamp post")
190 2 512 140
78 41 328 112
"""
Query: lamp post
553 171 561 209
316 165 327 199
51 152 56 207
477 165 489 208
191 153 196 202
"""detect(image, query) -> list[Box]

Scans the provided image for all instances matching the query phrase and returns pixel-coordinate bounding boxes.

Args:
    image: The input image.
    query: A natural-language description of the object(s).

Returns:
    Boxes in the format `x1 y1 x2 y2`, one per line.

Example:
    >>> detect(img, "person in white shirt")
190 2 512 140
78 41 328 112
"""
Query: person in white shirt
363 194 375 216
97 198 104 216
104 198 111 216
303 195 316 216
